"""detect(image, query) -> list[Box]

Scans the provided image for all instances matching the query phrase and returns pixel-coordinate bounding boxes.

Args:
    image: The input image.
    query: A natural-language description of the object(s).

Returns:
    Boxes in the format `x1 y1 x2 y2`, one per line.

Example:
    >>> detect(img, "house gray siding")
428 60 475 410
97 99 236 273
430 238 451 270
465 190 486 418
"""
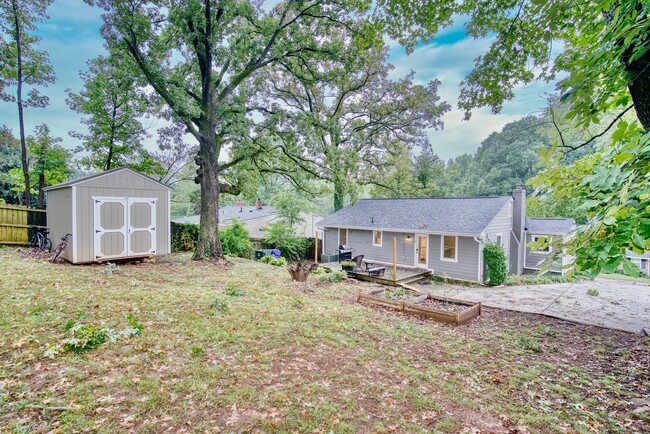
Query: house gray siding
324 228 339 254
45 188 73 262
482 200 512 263
428 235 481 282
524 234 562 273
347 229 415 266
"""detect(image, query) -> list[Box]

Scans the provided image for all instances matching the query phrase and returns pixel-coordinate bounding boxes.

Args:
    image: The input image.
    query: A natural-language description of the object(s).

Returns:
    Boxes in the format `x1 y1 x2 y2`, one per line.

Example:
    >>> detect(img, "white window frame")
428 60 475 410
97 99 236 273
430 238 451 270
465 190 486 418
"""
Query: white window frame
338 228 348 246
495 233 503 246
373 230 382 247
531 235 551 253
440 235 458 263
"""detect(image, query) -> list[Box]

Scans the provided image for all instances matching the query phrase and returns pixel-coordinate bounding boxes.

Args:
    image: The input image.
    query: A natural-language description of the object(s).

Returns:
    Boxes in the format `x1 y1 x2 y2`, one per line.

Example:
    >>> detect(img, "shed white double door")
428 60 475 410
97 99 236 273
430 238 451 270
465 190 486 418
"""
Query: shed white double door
93 197 157 260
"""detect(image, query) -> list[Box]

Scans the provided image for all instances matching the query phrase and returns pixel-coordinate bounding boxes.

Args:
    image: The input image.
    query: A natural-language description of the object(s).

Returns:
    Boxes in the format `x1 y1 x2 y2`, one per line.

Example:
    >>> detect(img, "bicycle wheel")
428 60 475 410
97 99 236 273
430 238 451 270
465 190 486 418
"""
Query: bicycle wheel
30 234 39 250
44 237 53 253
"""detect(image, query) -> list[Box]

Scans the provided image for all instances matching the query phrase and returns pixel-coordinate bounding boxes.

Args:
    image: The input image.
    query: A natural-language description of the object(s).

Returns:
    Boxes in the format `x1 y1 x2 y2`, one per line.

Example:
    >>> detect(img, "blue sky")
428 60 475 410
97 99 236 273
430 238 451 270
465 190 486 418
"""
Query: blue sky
1 1 555 162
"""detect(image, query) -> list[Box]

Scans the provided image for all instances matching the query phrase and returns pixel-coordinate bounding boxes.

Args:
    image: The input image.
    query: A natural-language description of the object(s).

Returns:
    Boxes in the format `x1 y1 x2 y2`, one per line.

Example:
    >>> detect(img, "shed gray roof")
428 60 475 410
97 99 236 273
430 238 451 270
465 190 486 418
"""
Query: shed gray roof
525 217 575 235
173 206 277 225
317 196 512 235
44 167 171 191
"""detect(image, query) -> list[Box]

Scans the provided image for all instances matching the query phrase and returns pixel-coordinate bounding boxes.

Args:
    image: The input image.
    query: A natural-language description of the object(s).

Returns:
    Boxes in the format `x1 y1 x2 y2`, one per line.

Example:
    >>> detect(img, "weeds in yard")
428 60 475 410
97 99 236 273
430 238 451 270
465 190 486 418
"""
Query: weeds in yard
224 283 245 297
210 297 229 315
44 313 143 357
587 288 599 297
102 262 120 275
191 346 205 358
541 326 557 337
315 270 346 283
292 299 305 309
519 337 542 353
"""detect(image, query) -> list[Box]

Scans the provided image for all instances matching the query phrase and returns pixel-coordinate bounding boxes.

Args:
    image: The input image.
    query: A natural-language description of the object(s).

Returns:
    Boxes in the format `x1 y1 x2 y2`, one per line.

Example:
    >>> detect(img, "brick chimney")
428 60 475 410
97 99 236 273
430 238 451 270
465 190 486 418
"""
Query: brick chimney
512 185 526 274
234 200 245 207
255 198 262 210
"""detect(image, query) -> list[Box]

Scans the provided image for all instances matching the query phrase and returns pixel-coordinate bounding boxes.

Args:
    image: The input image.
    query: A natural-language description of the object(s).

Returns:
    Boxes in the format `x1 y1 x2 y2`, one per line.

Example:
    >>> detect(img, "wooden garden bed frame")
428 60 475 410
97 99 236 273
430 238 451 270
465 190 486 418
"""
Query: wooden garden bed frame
357 288 481 325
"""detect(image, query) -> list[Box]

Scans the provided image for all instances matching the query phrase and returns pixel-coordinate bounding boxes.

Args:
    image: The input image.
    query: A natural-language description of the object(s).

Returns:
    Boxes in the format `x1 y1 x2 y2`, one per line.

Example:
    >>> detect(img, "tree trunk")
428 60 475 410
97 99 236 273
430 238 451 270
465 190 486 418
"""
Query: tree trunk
37 172 45 209
333 179 345 211
626 47 650 132
12 0 30 207
192 136 225 260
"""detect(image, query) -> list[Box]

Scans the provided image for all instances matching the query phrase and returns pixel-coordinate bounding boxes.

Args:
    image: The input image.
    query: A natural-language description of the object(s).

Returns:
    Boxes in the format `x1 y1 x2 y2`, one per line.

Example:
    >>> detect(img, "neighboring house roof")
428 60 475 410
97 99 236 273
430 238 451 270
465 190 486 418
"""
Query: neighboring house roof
525 217 575 235
626 250 650 259
317 196 512 235
44 167 172 191
173 206 278 224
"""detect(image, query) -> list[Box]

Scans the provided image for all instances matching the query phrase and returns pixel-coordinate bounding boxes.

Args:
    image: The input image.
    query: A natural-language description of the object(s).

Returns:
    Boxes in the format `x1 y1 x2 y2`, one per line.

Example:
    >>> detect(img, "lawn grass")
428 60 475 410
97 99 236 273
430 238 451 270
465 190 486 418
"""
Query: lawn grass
598 272 650 283
0 247 648 433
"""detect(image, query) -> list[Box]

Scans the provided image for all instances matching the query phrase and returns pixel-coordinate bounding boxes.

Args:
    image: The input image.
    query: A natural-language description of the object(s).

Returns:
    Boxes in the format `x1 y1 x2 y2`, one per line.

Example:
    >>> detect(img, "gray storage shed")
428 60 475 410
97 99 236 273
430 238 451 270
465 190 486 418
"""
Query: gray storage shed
44 167 171 264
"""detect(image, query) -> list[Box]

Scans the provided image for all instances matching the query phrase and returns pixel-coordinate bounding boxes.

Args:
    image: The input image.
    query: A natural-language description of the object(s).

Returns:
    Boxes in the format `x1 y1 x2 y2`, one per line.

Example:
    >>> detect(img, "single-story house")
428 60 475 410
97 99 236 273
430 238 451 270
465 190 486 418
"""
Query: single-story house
173 204 322 240
317 186 575 283
626 250 650 276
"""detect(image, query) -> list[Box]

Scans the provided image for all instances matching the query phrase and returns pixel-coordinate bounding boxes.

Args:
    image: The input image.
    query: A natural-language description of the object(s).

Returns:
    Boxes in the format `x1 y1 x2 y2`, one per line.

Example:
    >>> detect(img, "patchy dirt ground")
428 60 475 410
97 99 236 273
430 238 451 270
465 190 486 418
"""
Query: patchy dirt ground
0 248 648 433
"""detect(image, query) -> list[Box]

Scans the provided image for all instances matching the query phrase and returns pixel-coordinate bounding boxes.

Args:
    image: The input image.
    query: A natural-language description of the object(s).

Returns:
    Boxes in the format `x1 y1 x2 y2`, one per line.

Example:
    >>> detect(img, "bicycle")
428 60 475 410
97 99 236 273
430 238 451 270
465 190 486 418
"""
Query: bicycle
51 233 72 263
30 227 52 252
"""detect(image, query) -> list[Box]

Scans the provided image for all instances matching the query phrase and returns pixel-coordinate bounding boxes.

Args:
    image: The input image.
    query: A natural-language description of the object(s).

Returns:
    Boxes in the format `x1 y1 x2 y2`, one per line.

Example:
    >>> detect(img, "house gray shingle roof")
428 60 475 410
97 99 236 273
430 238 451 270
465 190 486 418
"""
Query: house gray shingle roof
525 217 575 235
173 206 277 225
318 196 512 235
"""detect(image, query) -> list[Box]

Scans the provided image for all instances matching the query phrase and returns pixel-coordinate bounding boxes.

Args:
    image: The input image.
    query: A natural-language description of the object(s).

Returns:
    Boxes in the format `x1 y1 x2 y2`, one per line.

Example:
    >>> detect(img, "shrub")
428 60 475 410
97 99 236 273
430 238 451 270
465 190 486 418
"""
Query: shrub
210 298 229 313
171 222 199 252
310 266 328 275
264 222 310 260
315 270 346 283
259 255 288 267
102 262 120 275
483 242 508 286
587 288 599 297
219 219 254 259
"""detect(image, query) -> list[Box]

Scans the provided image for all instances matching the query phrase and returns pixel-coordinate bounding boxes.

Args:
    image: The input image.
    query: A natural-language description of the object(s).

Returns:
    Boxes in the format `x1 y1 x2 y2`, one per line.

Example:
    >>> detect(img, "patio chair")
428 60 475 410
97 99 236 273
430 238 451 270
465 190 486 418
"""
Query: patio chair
351 255 365 272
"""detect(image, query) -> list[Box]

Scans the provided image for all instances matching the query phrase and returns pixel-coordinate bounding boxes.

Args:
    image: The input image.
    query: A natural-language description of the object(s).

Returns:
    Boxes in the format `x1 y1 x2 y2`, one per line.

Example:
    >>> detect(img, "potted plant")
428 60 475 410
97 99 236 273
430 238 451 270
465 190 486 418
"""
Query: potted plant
340 260 356 272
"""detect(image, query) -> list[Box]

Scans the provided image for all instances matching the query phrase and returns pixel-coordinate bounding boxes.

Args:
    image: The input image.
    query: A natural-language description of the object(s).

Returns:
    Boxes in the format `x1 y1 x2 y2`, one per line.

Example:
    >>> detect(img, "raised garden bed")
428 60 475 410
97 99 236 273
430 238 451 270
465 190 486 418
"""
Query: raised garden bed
357 288 481 325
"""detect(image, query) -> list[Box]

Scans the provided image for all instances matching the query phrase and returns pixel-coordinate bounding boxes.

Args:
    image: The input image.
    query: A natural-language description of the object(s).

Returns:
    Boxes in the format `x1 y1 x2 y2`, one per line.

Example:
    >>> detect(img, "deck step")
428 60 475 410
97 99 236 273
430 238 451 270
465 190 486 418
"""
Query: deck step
397 271 432 285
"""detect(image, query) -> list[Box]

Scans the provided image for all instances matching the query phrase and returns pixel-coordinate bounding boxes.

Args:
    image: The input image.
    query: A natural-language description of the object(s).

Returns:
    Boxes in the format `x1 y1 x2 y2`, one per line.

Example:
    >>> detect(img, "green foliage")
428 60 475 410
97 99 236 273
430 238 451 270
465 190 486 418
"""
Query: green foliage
66 54 154 173
263 222 309 261
483 243 508 286
224 283 245 297
315 270 347 283
310 266 328 275
384 287 407 300
587 289 599 297
219 219 253 259
170 222 200 252
340 260 356 267
210 298 229 317
518 337 542 353
271 188 311 227
45 313 143 357
504 274 575 286
259 255 288 267
102 262 120 275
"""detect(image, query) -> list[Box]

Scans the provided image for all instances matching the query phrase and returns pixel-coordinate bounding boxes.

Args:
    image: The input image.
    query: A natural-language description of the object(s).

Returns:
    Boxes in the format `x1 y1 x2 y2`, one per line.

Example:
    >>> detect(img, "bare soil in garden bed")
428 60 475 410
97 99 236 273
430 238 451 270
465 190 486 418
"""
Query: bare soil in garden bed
416 297 469 312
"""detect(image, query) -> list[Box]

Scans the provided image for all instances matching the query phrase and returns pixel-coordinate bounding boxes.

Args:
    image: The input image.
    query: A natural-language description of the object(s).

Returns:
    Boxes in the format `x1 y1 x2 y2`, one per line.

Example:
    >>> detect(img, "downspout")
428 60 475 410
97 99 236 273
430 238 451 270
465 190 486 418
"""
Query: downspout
475 235 484 284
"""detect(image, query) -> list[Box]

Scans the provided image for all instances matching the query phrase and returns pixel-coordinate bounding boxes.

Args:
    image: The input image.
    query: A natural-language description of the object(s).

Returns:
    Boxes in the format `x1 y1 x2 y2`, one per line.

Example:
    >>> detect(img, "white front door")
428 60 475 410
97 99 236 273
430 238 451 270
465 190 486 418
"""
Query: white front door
415 235 428 268
94 197 157 260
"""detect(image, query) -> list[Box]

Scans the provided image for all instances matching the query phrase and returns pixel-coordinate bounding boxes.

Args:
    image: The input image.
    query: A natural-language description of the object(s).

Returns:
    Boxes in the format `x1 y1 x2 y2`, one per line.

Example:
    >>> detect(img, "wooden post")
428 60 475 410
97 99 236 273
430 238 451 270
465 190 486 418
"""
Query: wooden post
393 236 397 282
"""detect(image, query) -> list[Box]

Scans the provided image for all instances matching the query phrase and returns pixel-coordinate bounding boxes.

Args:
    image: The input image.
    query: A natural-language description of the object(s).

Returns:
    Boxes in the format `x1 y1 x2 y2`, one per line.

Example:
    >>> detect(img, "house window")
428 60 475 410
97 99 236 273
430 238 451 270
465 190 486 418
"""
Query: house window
531 235 550 253
373 230 382 247
441 235 457 261
339 228 347 246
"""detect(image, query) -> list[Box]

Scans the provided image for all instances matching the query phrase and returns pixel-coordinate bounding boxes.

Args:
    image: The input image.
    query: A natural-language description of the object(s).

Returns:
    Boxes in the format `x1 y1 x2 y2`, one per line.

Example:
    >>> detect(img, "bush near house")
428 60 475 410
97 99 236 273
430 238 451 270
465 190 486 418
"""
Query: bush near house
171 222 200 252
171 219 253 259
483 242 508 286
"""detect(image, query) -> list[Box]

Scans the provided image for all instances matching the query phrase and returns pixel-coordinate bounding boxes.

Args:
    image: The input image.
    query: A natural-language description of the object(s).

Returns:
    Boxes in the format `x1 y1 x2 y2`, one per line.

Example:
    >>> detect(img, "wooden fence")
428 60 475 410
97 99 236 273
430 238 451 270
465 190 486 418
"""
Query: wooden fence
0 204 47 246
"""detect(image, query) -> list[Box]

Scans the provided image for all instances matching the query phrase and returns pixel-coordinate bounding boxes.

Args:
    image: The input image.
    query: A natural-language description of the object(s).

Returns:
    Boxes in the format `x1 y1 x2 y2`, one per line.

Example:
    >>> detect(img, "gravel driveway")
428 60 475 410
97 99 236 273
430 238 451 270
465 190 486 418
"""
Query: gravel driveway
422 277 650 334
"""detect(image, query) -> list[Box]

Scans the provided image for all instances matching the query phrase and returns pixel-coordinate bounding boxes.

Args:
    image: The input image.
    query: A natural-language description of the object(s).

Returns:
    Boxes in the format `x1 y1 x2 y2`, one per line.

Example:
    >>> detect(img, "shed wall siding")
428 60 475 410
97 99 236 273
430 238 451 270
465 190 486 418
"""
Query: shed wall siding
524 234 562 273
428 235 481 282
75 186 169 263
483 201 512 264
46 189 73 262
